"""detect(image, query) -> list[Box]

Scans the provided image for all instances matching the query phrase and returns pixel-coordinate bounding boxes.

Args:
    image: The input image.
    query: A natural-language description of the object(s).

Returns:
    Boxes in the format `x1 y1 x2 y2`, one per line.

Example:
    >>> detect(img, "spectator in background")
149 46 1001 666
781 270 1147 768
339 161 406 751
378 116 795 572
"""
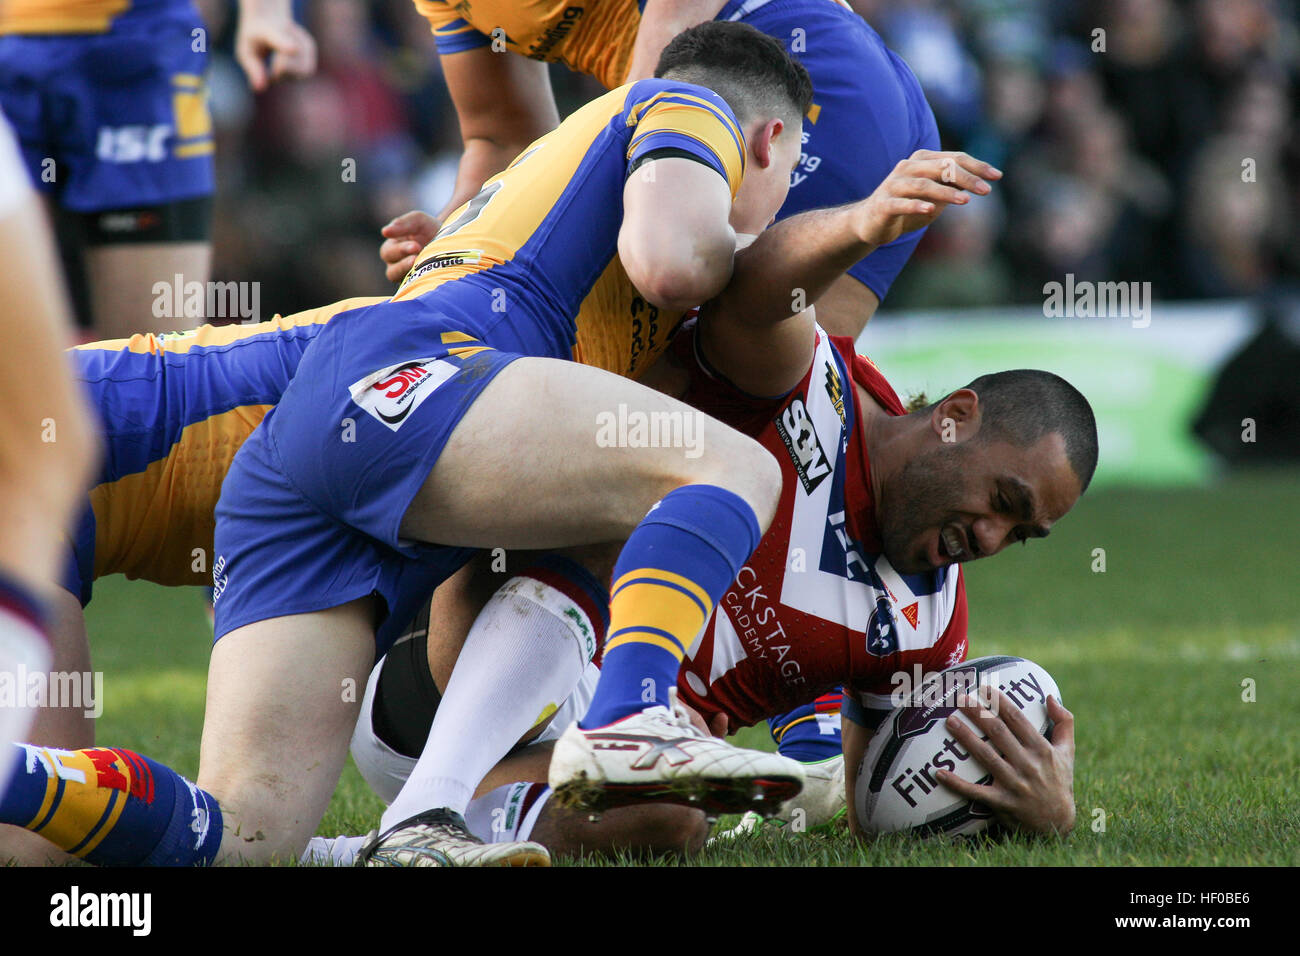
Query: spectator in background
187 0 1300 315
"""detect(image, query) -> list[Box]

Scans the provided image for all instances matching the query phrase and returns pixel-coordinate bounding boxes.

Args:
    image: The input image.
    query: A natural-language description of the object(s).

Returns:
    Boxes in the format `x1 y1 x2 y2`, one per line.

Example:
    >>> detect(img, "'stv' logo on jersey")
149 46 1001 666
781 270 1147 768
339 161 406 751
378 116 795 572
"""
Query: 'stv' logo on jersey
350 358 457 431
866 596 899 657
775 397 831 494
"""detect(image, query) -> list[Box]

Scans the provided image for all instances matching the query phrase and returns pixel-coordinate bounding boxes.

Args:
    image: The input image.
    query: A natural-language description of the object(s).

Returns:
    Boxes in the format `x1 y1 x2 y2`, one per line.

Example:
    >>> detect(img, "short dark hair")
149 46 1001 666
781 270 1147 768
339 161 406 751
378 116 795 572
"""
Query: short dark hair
961 369 1099 492
654 21 814 127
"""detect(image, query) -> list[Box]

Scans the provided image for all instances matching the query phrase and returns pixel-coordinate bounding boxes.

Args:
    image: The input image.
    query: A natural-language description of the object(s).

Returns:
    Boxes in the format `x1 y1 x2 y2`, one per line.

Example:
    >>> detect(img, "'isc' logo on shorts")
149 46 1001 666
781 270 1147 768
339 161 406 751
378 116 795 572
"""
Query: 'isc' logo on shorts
96 124 171 163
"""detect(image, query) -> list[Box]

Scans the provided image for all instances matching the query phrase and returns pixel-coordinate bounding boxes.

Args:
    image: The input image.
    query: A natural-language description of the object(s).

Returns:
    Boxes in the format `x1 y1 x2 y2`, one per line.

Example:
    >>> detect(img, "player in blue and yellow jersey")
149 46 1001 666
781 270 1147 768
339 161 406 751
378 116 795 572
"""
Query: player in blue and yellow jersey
0 0 313 339
381 0 939 338
0 22 821 868
0 295 382 863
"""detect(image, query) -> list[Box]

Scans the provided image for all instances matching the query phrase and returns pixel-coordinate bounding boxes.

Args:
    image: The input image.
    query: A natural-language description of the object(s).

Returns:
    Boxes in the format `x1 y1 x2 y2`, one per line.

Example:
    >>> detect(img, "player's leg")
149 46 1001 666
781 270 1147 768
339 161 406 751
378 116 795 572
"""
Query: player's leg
84 236 212 340
0 587 89 864
345 664 709 864
67 21 215 339
0 598 371 865
377 552 608 831
394 356 801 816
196 598 377 864
358 553 608 864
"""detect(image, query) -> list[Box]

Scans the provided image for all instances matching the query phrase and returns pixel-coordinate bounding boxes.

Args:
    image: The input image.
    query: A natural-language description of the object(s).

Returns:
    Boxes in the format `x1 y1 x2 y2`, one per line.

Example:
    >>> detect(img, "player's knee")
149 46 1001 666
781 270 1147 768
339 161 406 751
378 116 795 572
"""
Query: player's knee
708 434 781 532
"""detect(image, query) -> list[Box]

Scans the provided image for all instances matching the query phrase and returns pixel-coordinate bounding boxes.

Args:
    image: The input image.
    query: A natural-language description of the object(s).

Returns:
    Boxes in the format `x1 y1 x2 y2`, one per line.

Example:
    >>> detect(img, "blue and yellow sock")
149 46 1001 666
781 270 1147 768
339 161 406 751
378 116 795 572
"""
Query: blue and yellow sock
0 743 222 865
580 484 761 729
769 691 845 763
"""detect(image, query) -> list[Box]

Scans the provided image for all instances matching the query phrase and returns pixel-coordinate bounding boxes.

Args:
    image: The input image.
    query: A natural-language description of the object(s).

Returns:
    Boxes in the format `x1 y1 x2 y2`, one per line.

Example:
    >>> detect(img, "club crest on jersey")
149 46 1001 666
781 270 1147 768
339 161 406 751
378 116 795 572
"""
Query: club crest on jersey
775 397 831 494
349 358 457 431
866 596 899 657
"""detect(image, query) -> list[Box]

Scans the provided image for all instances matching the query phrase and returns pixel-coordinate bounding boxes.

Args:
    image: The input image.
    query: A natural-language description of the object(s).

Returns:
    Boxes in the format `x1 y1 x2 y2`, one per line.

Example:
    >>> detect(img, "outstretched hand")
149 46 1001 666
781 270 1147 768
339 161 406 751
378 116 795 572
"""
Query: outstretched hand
853 150 1001 249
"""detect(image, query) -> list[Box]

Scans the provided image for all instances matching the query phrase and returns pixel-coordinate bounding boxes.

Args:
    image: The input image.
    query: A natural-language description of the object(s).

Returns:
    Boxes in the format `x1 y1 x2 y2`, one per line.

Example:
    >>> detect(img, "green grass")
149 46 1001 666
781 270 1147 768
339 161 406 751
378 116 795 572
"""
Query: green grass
84 470 1300 866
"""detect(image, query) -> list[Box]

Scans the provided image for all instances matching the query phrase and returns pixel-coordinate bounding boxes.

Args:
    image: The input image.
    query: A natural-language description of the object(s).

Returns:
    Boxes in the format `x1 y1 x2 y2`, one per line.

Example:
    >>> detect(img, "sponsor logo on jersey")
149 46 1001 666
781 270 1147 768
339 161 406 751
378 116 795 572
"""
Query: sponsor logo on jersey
774 397 831 494
349 358 457 431
824 362 845 426
403 250 483 286
865 596 899 657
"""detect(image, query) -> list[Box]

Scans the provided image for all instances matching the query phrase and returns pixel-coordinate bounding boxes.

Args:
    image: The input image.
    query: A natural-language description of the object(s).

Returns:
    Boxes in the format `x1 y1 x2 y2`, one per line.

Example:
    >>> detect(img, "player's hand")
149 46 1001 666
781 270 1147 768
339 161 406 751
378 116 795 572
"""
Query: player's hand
380 210 441 283
235 2 317 92
676 695 728 738
934 690 1076 836
853 150 1001 249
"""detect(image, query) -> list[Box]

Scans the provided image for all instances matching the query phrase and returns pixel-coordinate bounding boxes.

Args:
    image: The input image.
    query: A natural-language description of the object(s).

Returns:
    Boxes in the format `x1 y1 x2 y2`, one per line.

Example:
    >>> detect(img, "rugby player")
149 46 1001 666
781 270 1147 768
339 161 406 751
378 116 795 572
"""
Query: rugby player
381 0 940 336
0 111 99 791
0 297 382 863
0 0 313 338
0 23 827 868
339 179 1090 863
0 130 1003 868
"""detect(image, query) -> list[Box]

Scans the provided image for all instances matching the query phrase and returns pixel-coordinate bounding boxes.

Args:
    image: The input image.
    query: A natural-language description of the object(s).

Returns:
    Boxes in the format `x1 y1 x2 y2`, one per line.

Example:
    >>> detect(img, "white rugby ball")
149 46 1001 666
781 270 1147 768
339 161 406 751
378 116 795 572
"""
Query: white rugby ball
855 655 1060 836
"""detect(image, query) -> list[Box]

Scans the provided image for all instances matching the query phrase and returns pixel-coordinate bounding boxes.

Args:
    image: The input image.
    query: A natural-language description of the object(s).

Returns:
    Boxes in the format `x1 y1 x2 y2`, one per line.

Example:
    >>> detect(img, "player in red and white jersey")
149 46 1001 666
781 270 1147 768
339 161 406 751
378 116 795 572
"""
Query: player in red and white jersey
328 149 1090 865
669 316 968 733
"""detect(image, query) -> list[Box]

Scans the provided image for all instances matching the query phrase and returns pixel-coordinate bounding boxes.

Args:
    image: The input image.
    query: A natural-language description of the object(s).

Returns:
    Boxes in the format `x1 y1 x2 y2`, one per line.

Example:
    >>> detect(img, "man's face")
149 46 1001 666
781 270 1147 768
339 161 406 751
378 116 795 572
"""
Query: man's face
878 431 1084 575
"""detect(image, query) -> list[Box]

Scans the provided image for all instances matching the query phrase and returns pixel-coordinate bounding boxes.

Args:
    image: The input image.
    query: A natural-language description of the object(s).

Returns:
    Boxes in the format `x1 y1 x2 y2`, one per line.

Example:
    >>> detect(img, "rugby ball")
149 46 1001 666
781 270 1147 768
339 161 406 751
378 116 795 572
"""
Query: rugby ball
854 655 1060 836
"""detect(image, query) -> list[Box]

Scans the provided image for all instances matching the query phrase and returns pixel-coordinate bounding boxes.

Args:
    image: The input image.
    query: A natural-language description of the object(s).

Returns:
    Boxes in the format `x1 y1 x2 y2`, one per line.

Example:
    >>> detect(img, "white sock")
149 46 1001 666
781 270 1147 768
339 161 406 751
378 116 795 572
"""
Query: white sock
463 782 552 843
379 560 606 832
300 835 367 867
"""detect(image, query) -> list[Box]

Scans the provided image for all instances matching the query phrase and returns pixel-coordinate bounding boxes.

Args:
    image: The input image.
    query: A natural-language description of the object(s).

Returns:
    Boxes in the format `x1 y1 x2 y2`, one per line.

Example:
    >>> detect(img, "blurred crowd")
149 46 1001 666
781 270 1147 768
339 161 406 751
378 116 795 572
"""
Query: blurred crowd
195 0 1300 317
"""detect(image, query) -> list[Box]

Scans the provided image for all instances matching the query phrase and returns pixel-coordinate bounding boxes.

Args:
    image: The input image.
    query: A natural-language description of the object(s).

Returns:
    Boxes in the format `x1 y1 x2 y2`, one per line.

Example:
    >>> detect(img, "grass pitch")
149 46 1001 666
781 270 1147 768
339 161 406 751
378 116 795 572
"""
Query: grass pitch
85 470 1300 866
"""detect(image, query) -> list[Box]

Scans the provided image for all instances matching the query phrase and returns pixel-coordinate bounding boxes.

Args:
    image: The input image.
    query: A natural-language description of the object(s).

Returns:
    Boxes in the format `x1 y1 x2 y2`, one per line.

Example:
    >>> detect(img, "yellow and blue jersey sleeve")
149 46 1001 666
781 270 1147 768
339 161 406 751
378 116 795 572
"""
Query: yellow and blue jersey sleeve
409 0 638 88
625 88 746 199
391 80 744 378
412 0 491 55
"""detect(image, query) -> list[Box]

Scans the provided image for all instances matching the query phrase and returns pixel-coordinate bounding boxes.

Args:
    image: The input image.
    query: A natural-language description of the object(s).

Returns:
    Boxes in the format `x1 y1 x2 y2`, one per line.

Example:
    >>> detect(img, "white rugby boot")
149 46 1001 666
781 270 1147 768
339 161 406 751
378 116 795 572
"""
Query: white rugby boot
548 689 805 815
708 754 847 844
358 808 550 867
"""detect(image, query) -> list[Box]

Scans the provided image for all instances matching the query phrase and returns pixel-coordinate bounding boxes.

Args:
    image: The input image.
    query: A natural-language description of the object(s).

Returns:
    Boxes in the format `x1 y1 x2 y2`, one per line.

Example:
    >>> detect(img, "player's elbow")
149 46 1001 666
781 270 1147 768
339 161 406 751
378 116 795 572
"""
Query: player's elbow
620 227 735 312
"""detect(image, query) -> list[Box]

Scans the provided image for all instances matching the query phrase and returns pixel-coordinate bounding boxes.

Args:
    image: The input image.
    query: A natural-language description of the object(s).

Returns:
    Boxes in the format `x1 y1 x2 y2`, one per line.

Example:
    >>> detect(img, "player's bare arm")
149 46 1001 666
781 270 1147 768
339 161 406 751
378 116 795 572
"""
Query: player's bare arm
623 0 729 82
620 157 738 311
439 47 559 227
936 690 1077 835
379 50 559 281
235 0 317 92
700 149 1001 396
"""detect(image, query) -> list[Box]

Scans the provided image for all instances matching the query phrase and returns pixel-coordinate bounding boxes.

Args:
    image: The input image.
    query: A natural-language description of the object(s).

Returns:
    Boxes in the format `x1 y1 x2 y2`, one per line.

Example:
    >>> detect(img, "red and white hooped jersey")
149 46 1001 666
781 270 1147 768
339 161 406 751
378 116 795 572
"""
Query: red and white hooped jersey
671 320 969 729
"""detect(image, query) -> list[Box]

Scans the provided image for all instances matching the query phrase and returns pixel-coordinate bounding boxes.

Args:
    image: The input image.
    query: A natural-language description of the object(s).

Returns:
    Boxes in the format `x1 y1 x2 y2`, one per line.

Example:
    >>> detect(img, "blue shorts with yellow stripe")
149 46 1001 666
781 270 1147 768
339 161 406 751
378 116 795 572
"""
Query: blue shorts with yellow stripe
722 0 940 303
212 298 525 656
0 3 213 212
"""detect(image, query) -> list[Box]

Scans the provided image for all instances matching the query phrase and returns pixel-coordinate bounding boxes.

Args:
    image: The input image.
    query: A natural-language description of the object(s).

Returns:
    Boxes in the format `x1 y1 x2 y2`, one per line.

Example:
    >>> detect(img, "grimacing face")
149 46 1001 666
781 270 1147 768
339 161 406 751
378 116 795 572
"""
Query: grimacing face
877 430 1084 576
